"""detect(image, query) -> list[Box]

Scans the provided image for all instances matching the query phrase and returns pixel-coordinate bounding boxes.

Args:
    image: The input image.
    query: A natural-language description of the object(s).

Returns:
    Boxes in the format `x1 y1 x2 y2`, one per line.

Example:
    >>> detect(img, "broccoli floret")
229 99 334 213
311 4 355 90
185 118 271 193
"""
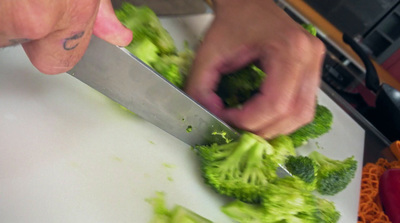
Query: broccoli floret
221 177 340 223
146 192 212 223
115 3 193 87
289 104 333 148
269 135 296 164
125 38 159 65
285 155 319 191
309 151 357 195
116 3 176 54
196 132 294 203
216 65 265 107
151 46 195 88
221 200 269 223
261 177 318 220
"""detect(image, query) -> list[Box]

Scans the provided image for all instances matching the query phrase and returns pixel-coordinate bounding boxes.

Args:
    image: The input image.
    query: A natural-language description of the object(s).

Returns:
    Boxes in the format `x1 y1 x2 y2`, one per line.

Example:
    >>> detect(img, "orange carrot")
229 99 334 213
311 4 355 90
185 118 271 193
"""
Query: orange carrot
389 141 400 161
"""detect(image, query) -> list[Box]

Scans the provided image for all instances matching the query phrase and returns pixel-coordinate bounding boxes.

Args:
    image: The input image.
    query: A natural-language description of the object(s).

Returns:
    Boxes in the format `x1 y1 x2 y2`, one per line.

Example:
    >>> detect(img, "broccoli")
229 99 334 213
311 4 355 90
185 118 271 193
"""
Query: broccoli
115 3 192 88
221 176 340 223
285 155 319 191
289 104 333 148
196 132 295 203
216 65 265 107
146 191 212 223
115 3 176 54
309 151 357 195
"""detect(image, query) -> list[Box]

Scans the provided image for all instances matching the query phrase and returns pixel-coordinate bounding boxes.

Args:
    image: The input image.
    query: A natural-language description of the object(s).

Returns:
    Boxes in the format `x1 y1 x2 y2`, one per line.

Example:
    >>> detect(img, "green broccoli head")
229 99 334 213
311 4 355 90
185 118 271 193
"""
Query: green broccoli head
313 198 341 223
268 135 296 164
115 3 176 54
151 46 194 89
285 155 319 191
261 176 318 219
221 177 340 223
289 104 333 148
309 151 357 195
216 65 265 108
146 192 212 223
125 38 159 66
221 200 269 223
196 132 283 203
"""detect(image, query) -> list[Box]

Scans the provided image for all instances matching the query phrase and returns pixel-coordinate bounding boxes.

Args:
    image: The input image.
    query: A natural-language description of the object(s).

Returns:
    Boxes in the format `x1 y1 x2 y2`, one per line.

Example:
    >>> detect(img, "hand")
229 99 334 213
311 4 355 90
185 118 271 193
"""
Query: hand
0 0 132 74
185 0 326 139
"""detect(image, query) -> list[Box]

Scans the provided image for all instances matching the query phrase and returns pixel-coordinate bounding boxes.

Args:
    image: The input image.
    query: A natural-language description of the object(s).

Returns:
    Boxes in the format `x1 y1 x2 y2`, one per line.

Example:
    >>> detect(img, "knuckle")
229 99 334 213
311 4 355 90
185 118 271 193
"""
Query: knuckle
12 13 56 40
269 98 292 117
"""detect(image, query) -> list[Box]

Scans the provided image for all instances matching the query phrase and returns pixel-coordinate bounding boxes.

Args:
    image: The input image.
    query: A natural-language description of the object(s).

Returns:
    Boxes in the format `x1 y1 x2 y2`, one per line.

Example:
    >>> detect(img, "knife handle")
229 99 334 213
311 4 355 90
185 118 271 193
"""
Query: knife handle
204 0 213 7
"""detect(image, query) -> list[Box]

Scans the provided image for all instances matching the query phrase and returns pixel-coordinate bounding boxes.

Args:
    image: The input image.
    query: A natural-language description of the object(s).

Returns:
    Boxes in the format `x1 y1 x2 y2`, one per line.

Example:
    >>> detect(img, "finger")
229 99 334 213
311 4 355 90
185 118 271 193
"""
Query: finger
185 23 260 116
93 0 132 47
254 39 325 138
254 70 321 139
22 4 99 74
219 46 307 133
0 0 64 47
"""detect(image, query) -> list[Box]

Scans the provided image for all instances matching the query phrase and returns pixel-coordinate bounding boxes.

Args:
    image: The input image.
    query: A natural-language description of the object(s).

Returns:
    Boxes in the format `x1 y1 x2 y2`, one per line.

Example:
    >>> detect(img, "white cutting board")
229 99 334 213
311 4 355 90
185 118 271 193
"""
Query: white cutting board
0 14 364 223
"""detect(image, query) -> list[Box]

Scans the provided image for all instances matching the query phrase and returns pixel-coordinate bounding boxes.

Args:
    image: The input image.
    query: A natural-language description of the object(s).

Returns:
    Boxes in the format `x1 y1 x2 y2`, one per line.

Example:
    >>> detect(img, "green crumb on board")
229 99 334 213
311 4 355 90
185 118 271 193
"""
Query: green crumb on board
186 125 193 133
162 163 175 168
148 140 155 145
146 192 212 222
112 156 123 162
163 163 175 182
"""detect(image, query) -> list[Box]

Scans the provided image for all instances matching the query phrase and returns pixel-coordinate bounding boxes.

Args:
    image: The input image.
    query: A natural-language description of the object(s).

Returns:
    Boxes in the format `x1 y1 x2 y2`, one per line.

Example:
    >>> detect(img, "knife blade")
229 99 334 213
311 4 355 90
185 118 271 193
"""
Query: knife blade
68 36 239 147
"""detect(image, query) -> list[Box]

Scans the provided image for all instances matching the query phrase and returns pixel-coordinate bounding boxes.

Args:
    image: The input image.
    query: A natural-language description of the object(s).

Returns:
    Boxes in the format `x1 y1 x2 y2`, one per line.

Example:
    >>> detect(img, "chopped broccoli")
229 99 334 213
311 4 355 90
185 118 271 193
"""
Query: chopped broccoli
196 132 294 203
116 3 176 54
115 3 192 88
126 38 159 65
221 199 268 223
309 151 357 195
221 176 340 223
146 192 212 223
289 104 333 148
268 135 296 164
285 155 319 191
216 65 265 107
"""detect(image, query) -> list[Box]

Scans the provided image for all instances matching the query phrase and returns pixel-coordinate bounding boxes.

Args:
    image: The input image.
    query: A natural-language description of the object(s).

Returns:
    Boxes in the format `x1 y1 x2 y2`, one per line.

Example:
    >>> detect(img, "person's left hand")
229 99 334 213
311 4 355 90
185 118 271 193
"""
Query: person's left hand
0 0 132 74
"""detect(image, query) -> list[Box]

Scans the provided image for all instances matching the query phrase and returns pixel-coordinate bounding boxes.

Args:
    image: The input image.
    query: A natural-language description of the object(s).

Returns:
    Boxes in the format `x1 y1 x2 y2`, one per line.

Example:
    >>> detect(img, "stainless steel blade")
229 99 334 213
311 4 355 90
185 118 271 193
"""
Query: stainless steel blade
68 36 239 146
111 0 208 16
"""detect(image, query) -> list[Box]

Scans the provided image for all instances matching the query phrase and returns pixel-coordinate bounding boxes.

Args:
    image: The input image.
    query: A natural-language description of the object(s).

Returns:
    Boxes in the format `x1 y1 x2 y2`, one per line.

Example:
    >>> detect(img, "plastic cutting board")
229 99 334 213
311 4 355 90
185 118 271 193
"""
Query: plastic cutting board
0 14 365 223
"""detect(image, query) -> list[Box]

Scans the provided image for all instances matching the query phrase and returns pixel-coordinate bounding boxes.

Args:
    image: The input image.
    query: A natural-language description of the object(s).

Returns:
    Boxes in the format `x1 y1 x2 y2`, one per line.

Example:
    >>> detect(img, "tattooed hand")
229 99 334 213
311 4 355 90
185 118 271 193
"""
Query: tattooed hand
0 0 132 74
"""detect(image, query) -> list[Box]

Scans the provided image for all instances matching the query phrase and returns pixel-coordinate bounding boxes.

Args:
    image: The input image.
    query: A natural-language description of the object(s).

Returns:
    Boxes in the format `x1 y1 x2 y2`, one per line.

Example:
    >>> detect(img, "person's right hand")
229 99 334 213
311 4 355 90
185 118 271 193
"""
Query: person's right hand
185 0 326 139
0 0 132 74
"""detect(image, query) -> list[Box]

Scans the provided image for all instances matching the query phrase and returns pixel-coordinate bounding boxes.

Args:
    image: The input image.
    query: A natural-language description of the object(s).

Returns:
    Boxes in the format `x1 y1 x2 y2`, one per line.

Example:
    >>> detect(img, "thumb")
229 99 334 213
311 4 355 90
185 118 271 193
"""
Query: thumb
93 0 132 47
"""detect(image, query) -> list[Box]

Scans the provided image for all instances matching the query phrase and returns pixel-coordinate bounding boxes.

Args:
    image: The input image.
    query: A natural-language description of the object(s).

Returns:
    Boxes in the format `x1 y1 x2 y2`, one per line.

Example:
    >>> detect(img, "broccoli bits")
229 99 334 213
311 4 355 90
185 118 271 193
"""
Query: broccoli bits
289 104 333 147
196 132 295 203
285 155 319 191
147 192 212 223
285 151 357 196
115 3 194 89
221 176 341 223
309 151 357 195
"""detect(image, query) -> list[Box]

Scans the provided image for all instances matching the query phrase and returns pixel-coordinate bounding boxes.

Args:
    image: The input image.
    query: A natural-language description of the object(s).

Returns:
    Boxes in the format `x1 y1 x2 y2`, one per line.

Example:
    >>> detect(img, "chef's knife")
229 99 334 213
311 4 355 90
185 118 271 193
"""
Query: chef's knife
111 0 208 16
68 36 292 177
68 36 239 146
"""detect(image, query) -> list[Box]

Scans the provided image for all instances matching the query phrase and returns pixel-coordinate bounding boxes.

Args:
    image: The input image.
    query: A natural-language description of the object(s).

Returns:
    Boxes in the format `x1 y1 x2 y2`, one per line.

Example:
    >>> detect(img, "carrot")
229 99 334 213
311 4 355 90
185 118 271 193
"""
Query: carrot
358 161 391 223
389 141 400 161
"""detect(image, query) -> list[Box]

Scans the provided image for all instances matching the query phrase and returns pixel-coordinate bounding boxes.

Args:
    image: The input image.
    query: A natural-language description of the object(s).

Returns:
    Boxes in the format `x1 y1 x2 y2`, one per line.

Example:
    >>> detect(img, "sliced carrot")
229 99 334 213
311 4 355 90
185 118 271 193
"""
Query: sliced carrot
389 141 400 161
